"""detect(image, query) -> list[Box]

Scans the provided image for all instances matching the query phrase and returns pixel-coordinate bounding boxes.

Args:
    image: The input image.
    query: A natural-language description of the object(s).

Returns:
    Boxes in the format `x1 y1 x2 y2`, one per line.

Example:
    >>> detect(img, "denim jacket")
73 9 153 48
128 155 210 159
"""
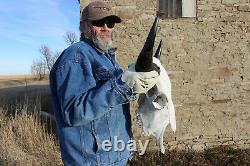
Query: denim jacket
49 40 136 166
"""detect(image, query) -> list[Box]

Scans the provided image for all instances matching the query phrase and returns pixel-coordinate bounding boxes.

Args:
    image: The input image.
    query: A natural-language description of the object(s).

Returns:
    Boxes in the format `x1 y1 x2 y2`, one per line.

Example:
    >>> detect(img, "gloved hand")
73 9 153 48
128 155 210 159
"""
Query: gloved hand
121 64 159 94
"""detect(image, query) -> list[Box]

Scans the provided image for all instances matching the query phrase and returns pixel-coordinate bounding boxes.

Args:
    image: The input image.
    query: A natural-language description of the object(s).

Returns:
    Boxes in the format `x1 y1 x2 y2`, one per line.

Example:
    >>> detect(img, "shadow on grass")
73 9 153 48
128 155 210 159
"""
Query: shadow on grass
128 146 250 166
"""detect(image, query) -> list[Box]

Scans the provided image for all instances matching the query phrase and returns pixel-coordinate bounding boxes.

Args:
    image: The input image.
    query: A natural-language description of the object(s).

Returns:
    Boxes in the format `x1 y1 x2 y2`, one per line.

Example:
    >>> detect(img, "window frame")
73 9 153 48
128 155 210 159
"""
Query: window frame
157 0 197 18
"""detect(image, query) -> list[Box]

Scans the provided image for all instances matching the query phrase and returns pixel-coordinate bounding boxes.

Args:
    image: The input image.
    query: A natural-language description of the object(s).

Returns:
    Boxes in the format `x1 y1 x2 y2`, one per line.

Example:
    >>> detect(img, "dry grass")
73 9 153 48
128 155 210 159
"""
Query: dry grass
0 108 62 166
0 81 60 165
0 75 48 89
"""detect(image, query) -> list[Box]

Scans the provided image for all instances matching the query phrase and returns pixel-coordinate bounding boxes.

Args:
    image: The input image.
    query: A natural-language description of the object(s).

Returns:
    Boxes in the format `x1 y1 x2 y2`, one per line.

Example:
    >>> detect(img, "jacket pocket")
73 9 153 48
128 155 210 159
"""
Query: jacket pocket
92 132 98 154
94 67 114 81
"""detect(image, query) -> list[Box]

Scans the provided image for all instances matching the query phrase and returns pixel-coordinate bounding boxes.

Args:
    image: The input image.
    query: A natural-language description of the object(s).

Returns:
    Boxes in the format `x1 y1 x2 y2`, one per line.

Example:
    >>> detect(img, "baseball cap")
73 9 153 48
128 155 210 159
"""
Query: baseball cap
82 1 122 23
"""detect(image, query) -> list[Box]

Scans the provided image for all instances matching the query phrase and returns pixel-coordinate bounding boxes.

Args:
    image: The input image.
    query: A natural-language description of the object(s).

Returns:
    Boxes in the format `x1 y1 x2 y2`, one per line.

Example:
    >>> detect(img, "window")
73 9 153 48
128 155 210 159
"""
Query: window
157 0 197 18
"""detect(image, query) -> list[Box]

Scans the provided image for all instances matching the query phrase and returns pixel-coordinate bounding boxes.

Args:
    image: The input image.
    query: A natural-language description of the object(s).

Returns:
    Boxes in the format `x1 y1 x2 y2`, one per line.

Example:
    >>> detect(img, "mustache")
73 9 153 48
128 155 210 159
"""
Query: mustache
97 32 112 38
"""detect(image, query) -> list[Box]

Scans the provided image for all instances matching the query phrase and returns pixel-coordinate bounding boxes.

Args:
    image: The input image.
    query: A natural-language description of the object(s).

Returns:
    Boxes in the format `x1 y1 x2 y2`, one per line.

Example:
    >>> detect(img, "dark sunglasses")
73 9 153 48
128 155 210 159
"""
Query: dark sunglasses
91 19 115 29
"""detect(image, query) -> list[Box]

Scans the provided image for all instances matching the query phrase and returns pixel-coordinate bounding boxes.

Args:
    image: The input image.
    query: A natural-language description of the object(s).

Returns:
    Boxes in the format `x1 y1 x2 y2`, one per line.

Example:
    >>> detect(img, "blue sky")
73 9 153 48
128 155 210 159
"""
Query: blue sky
0 0 80 75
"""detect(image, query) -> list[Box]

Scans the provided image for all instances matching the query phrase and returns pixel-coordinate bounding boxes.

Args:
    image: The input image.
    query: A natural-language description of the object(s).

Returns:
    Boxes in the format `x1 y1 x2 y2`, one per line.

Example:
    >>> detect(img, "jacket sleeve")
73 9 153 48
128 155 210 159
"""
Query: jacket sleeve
54 52 135 127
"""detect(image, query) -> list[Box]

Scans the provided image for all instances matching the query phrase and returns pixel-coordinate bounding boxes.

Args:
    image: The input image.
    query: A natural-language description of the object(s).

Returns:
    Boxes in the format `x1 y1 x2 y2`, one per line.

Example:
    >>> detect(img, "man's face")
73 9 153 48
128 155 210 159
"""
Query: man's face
83 18 115 51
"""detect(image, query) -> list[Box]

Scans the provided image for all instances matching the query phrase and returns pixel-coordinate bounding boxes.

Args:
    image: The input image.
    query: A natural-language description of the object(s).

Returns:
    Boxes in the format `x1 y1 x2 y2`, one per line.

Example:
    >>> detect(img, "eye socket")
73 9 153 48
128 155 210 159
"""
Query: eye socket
91 19 115 28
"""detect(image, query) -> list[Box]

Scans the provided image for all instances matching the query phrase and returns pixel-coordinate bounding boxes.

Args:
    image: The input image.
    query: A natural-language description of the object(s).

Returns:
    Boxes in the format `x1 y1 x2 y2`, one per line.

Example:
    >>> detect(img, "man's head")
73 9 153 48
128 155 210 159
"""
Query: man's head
80 1 122 52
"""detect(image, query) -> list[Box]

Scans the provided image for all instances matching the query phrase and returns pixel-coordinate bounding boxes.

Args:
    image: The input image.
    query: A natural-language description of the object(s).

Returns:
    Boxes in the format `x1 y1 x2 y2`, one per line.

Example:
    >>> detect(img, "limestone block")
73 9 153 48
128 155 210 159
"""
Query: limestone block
113 6 137 20
197 5 213 11
167 141 178 146
235 139 247 145
176 143 188 150
221 140 235 145
222 0 249 6
236 144 250 149
205 142 224 148
237 4 250 11
111 0 135 6
192 143 206 151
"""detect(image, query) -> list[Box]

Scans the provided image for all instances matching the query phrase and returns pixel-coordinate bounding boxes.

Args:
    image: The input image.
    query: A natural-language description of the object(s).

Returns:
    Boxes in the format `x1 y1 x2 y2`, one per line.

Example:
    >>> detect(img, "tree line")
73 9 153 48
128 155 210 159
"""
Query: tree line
31 32 78 80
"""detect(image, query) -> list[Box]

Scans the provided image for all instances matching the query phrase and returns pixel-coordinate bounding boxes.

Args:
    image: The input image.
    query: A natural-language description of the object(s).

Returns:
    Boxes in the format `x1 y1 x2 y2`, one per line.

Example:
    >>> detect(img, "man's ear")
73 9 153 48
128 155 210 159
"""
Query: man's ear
80 21 85 32
80 21 90 32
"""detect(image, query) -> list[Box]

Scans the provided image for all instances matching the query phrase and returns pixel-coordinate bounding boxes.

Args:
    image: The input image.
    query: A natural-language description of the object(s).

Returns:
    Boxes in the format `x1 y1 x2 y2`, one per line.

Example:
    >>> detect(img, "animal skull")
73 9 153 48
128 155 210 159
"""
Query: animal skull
136 57 176 154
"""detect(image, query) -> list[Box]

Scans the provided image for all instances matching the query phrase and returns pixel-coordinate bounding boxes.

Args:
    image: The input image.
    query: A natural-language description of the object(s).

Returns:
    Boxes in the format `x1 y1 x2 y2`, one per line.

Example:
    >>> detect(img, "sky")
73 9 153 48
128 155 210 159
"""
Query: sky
0 0 80 75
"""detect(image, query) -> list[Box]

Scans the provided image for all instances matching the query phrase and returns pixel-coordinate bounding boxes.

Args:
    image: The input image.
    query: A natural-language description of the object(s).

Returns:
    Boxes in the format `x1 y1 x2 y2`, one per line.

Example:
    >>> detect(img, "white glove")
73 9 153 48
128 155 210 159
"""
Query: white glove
121 64 159 94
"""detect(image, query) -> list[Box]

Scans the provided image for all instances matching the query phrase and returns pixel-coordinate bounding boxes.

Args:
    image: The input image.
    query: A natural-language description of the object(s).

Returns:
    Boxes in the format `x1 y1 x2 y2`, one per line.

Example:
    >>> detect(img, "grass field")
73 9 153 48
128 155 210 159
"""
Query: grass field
0 75 249 165
0 75 48 89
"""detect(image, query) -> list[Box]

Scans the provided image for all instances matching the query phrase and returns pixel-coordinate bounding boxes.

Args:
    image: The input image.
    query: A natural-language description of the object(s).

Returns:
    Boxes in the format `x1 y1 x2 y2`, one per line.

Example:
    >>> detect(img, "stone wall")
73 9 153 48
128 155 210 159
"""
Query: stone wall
79 0 250 151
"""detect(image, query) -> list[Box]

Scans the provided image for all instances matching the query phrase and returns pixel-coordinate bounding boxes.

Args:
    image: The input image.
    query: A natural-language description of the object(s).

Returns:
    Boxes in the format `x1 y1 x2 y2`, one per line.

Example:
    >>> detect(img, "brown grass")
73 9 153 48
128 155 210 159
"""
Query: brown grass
0 75 36 80
0 108 62 166
0 75 48 89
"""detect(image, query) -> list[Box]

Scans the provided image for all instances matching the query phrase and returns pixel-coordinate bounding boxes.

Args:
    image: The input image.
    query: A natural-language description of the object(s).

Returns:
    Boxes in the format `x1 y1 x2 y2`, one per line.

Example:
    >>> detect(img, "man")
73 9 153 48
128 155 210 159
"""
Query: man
49 1 159 165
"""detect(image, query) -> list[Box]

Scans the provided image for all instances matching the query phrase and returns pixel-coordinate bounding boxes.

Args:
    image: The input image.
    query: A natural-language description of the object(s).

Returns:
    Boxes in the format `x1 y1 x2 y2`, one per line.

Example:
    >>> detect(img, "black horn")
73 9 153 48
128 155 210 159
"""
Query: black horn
135 17 160 73
154 40 162 59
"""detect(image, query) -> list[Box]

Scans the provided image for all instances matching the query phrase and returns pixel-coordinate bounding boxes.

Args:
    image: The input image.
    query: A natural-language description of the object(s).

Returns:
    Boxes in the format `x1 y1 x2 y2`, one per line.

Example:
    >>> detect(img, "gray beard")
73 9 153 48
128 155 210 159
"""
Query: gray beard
92 36 112 51
84 29 112 51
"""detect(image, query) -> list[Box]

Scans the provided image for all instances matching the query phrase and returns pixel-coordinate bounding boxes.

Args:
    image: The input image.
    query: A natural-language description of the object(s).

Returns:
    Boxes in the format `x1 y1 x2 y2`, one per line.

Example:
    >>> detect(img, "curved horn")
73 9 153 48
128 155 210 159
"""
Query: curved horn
154 40 162 59
135 17 158 72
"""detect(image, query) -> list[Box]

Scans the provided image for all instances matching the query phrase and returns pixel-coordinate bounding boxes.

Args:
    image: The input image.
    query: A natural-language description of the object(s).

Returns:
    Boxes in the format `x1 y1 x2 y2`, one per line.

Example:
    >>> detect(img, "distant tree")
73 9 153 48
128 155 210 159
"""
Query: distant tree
31 31 78 78
39 45 54 72
31 59 46 80
64 32 78 45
